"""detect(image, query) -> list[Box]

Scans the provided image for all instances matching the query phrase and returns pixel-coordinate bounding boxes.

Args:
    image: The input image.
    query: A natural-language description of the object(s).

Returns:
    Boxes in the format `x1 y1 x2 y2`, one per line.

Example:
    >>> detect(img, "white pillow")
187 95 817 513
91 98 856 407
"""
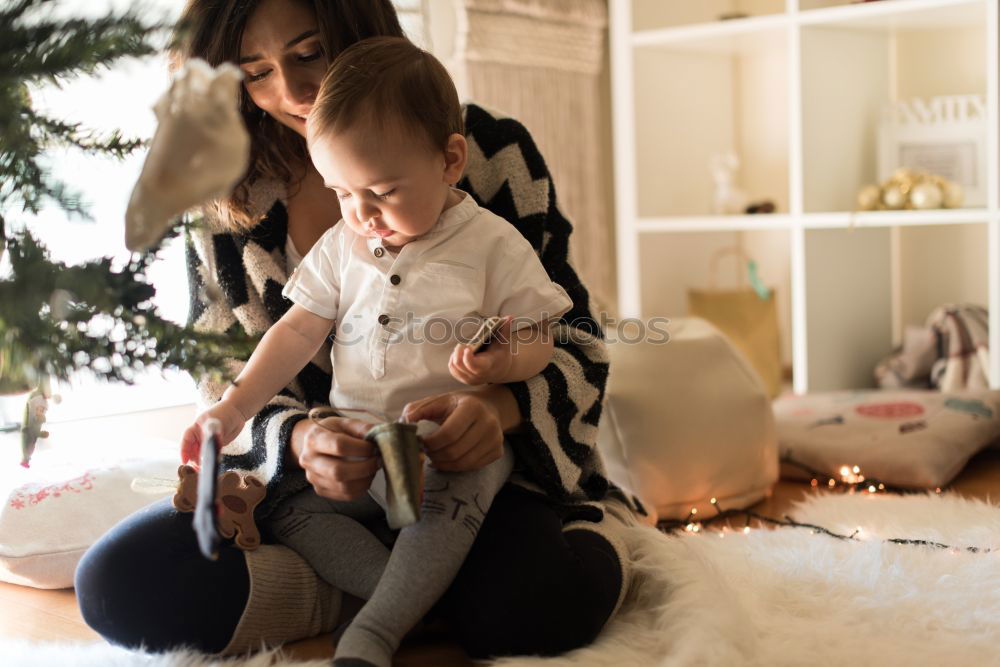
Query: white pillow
0 438 179 589
774 390 1000 489
597 318 779 522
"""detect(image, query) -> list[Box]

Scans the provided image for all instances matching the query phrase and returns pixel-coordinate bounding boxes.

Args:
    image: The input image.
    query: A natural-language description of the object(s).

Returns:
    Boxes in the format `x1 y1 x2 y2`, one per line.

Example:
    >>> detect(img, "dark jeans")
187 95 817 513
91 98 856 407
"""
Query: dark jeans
75 484 621 659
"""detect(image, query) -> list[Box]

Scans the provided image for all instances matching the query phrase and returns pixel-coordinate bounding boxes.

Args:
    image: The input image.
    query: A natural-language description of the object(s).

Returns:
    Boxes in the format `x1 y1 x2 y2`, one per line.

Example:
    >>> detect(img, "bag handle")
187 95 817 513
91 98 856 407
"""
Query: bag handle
709 245 772 300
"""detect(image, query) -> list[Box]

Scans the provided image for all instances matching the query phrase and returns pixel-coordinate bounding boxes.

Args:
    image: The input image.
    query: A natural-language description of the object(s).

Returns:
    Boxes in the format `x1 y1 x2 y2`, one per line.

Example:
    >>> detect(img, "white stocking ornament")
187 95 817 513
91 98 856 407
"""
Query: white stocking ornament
125 59 250 251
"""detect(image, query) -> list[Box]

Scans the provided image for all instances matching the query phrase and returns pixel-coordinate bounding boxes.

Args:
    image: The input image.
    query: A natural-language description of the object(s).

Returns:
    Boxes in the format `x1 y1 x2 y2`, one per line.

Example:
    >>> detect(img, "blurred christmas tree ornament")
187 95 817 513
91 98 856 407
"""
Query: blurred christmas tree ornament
125 59 250 252
19 387 60 468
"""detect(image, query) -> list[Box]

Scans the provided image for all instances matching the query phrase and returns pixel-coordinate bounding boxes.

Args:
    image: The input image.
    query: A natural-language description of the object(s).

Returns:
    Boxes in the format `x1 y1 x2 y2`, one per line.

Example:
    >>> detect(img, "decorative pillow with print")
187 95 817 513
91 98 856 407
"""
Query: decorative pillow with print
774 390 1000 489
0 442 179 589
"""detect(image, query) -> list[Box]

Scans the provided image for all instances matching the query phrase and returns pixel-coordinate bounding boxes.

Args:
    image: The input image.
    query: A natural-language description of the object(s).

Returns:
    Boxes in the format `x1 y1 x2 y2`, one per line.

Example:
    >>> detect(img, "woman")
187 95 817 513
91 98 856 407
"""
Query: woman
76 0 639 659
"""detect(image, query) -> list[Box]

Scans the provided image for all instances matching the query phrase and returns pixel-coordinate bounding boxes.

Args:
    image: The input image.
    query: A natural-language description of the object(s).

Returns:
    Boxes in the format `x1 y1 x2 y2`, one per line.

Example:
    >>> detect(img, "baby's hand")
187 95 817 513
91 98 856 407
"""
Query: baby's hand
180 401 248 465
449 317 513 385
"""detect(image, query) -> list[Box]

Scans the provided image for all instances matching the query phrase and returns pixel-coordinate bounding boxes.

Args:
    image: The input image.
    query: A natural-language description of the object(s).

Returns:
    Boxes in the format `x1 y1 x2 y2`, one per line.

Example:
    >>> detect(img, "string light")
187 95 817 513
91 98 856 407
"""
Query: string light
657 497 993 554
839 465 865 485
783 455 902 494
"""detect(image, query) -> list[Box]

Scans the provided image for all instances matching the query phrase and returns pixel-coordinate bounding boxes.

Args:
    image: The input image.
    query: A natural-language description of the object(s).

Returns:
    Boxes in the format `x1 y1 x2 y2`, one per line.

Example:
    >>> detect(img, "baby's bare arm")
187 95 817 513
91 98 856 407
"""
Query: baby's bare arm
222 304 334 419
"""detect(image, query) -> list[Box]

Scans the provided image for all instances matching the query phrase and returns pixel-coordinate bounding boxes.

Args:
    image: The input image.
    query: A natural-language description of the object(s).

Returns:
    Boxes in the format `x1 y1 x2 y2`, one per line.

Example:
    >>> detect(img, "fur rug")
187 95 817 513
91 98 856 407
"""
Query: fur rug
0 643 328 667
6 493 1000 666
495 492 1000 666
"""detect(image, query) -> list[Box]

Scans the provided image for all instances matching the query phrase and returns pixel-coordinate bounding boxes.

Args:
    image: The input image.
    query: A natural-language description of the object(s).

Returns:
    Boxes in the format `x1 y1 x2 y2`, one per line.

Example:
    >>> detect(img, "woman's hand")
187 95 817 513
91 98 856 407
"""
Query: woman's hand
289 417 381 501
401 391 506 472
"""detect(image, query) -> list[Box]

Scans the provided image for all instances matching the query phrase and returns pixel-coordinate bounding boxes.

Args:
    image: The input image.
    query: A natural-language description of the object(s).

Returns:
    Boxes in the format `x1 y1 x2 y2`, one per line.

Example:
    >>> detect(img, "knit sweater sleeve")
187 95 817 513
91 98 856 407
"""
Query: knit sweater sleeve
184 215 321 518
459 104 613 508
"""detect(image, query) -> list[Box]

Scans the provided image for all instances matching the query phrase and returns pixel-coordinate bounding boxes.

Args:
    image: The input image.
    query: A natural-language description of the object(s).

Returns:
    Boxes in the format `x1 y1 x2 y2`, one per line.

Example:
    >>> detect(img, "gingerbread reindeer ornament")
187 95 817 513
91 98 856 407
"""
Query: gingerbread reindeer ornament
173 419 265 558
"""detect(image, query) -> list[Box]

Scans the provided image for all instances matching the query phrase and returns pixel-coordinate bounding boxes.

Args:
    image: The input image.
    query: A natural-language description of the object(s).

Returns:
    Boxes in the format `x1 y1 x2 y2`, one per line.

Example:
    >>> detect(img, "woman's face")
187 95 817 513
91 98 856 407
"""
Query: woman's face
239 0 327 137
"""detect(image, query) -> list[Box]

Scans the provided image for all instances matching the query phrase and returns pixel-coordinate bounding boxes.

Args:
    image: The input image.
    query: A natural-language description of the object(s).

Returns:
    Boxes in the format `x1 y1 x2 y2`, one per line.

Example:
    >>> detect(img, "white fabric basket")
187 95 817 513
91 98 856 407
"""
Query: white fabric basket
597 318 779 521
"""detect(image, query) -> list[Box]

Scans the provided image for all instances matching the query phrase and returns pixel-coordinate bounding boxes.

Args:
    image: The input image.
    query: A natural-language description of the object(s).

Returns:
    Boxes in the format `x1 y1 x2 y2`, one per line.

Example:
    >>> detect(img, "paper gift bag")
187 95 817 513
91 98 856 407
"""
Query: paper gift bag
687 247 782 397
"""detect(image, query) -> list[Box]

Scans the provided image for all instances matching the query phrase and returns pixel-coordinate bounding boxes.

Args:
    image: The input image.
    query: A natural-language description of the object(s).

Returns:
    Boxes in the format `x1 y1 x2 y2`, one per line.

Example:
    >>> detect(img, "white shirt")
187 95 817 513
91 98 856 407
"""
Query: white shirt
282 191 573 421
285 233 304 272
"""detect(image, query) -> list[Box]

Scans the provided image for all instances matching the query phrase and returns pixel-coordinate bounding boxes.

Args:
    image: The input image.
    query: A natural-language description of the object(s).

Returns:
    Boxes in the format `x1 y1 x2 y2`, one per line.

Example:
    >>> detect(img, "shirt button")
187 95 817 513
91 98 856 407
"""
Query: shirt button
390 274 401 286
378 314 390 326
373 247 385 258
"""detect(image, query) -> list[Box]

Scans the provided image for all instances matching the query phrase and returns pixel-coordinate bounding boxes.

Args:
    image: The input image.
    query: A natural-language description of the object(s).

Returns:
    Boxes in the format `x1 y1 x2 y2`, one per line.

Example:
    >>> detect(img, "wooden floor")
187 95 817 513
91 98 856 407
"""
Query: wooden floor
3 449 999 665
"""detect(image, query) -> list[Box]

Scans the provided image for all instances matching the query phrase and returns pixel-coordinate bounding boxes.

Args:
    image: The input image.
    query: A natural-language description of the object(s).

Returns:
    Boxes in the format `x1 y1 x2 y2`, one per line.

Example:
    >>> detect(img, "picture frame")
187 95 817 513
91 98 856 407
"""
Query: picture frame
878 95 987 207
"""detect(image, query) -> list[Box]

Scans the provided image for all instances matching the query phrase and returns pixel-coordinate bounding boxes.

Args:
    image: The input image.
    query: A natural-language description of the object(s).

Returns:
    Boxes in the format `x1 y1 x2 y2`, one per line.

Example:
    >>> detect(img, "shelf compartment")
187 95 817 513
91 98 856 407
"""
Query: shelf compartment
637 229 794 370
632 31 789 218
800 1 988 214
895 223 989 343
803 226 894 390
631 0 786 33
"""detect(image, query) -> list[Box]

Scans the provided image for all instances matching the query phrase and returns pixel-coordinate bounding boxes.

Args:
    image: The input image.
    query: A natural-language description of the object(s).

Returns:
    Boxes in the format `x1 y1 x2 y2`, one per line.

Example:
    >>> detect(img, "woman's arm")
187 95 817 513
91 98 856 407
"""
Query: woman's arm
474 383 522 433
460 104 612 504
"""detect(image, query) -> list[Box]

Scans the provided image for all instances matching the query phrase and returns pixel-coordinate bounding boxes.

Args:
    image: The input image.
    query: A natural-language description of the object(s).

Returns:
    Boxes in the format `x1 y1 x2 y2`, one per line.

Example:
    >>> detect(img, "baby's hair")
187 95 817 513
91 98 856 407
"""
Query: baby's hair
310 36 463 151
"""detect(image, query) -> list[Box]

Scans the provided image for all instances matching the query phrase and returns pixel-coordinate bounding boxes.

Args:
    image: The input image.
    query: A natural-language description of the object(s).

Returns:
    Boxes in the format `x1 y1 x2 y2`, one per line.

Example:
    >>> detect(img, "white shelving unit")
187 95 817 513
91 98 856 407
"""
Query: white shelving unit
611 0 999 393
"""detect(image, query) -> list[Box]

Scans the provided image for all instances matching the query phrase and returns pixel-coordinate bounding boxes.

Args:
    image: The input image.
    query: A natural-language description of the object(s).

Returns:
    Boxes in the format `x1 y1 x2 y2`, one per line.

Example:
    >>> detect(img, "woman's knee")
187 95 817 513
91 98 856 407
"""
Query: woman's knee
453 582 613 659
75 498 249 653
442 486 623 658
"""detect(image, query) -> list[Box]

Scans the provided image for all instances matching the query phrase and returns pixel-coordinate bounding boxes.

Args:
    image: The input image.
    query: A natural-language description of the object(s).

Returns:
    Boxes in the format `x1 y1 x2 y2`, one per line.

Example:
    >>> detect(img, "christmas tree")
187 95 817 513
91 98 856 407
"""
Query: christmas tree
0 1 252 402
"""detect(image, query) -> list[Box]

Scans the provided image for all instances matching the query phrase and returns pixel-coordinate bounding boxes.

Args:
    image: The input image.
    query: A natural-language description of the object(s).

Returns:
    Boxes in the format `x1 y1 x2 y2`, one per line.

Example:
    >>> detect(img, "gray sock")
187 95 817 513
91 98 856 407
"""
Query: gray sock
268 490 391 601
333 446 515 667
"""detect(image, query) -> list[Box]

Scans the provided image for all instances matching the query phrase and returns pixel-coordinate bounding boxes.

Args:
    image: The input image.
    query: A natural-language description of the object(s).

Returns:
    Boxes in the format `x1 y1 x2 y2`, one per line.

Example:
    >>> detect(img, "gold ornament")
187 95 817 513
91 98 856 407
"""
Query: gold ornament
909 181 943 210
942 181 964 208
856 169 961 211
856 184 881 211
880 183 907 210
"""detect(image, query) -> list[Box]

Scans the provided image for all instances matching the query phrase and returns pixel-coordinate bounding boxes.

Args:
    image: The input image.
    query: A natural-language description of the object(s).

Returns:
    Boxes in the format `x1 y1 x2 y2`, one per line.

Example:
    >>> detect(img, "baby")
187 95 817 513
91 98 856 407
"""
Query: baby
181 36 572 667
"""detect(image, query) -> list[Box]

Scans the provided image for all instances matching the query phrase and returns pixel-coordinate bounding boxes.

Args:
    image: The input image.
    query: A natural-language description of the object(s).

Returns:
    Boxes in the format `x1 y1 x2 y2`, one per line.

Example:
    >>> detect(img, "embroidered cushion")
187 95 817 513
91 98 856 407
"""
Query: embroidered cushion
597 318 780 522
0 436 179 589
774 390 1000 489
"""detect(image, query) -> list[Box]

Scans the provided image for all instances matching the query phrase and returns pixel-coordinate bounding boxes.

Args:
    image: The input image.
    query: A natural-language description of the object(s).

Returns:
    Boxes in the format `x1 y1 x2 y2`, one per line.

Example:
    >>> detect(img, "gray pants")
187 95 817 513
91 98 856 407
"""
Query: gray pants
268 445 514 666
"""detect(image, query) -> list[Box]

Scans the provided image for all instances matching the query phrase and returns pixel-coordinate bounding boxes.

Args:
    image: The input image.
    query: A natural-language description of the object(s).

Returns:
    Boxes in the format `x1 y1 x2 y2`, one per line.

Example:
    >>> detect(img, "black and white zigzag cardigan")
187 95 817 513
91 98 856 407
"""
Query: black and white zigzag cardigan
186 104 632 523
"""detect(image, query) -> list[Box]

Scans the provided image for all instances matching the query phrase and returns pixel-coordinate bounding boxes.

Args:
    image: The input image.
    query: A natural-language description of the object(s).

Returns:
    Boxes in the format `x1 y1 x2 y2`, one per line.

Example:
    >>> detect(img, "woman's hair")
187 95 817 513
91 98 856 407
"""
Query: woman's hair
310 37 463 155
173 0 405 231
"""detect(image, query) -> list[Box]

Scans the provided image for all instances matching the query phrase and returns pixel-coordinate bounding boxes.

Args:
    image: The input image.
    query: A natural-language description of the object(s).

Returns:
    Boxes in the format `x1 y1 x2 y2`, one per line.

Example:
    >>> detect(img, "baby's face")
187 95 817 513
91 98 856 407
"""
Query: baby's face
308 122 454 249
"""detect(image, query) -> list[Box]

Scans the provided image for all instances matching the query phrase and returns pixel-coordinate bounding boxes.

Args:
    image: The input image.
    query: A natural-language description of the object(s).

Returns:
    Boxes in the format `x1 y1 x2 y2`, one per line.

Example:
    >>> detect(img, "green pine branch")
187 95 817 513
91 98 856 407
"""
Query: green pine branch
0 0 254 393
0 225 257 393
0 0 160 218
0 1 161 84
29 111 148 157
